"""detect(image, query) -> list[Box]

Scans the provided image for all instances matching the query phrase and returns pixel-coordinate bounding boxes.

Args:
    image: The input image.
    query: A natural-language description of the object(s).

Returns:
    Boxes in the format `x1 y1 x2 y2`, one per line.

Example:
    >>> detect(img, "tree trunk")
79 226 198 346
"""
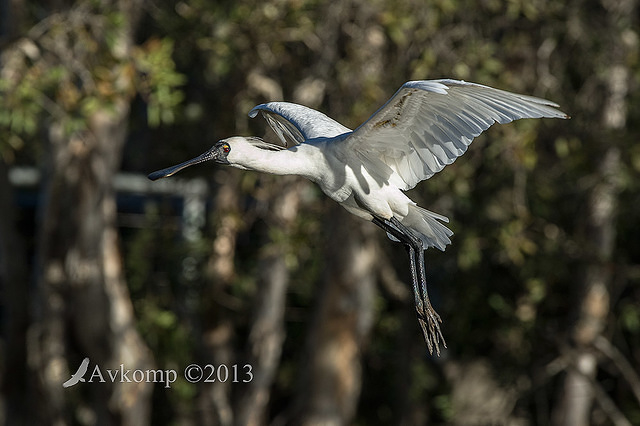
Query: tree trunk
198 170 241 426
293 205 376 425
0 156 30 425
27 1 153 421
0 1 30 422
30 97 154 425
554 147 620 426
235 177 303 426
553 1 632 423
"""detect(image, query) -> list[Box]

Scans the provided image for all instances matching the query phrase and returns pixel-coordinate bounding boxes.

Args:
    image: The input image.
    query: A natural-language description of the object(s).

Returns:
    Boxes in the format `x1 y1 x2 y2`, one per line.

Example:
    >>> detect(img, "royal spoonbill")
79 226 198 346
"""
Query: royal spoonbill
148 79 568 355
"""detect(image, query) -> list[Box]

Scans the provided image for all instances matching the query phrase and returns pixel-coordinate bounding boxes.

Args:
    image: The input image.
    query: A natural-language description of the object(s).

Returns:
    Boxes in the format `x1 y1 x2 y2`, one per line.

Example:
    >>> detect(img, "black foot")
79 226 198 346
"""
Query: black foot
373 216 447 355
416 299 446 356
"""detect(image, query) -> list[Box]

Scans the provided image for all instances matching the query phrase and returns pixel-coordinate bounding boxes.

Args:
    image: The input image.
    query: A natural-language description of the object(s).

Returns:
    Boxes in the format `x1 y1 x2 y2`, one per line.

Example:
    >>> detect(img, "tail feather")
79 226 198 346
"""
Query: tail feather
402 204 453 251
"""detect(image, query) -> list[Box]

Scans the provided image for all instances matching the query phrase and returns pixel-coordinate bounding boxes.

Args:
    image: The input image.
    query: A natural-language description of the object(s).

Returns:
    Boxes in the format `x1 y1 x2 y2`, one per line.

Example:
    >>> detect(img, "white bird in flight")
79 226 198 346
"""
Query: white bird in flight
149 79 568 355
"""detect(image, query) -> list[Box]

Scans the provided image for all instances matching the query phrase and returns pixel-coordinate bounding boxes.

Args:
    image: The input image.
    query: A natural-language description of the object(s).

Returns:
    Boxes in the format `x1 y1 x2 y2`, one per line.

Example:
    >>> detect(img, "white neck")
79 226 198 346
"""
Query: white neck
227 138 321 181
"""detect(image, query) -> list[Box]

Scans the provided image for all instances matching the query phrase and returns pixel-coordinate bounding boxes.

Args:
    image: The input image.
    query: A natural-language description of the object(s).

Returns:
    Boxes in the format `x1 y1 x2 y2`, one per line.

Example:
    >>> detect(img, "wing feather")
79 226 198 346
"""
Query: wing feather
262 113 304 147
246 81 567 191
339 79 568 189
249 102 351 147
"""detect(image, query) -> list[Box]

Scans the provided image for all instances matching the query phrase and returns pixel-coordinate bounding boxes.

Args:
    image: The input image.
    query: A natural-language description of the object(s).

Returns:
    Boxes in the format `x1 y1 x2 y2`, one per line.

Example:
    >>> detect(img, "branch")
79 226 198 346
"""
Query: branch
550 347 633 426
576 365 632 426
594 335 640 405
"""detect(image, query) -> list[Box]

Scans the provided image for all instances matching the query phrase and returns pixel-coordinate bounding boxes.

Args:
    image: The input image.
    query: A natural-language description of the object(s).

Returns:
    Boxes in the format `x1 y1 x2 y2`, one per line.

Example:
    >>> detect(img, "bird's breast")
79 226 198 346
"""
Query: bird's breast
315 161 377 204
313 172 352 203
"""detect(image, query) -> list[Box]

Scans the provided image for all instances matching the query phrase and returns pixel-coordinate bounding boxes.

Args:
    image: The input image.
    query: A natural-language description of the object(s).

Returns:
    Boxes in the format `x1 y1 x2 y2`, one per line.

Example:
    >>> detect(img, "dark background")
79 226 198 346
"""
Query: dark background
1 0 639 424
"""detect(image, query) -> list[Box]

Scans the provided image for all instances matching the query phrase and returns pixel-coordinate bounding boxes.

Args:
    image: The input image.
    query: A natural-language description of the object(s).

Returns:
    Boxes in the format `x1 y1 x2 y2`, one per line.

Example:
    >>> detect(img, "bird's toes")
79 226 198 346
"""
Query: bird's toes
418 319 436 355
417 313 447 355
428 308 442 324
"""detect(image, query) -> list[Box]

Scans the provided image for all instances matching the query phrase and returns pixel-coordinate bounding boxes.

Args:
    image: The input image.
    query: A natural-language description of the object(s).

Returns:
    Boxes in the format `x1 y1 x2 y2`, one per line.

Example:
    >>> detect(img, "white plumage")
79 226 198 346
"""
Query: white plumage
149 79 568 354
246 79 567 249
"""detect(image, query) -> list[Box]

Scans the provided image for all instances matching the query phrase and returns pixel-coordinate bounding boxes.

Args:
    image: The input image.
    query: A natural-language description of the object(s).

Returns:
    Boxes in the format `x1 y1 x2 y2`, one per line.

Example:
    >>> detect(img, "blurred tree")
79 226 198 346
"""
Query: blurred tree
235 176 303 425
0 0 30 424
1 0 639 425
0 0 183 424
552 0 635 424
292 206 377 425
0 153 29 424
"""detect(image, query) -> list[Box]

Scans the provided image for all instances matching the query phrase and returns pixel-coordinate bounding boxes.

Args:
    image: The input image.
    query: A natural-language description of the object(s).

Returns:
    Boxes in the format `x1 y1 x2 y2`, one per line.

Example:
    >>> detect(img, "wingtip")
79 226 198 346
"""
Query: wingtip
248 103 268 119
404 80 450 94
551 110 570 120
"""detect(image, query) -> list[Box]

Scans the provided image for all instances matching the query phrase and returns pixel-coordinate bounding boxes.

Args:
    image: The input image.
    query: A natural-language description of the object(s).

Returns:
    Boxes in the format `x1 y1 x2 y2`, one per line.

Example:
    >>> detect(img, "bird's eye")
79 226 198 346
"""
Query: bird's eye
222 144 230 153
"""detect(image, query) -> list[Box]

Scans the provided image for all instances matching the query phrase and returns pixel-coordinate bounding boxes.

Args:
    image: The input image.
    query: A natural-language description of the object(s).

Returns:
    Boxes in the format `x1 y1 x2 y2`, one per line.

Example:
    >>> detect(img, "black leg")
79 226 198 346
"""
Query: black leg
373 217 446 355
412 231 446 354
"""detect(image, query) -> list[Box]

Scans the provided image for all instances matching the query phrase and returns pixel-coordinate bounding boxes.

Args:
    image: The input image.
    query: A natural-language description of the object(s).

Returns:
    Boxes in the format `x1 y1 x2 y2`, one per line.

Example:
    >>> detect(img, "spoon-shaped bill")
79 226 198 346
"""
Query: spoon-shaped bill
147 149 215 181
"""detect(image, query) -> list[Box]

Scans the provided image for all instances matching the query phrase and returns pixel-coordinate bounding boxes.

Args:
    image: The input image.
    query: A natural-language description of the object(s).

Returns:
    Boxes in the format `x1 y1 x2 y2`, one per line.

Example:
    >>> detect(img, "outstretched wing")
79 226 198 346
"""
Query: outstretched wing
249 102 351 147
340 79 569 190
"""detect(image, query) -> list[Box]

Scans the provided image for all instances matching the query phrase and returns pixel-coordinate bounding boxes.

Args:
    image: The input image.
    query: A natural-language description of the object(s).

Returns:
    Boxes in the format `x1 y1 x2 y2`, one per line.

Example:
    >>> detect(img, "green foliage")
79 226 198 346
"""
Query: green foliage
621 302 640 333
133 39 186 127
123 203 204 411
132 0 640 421
0 3 184 159
5 0 639 424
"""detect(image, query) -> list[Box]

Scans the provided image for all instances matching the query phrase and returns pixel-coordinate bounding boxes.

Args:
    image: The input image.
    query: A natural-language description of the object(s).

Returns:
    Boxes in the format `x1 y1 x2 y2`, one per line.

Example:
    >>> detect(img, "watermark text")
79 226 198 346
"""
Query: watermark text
63 358 253 389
